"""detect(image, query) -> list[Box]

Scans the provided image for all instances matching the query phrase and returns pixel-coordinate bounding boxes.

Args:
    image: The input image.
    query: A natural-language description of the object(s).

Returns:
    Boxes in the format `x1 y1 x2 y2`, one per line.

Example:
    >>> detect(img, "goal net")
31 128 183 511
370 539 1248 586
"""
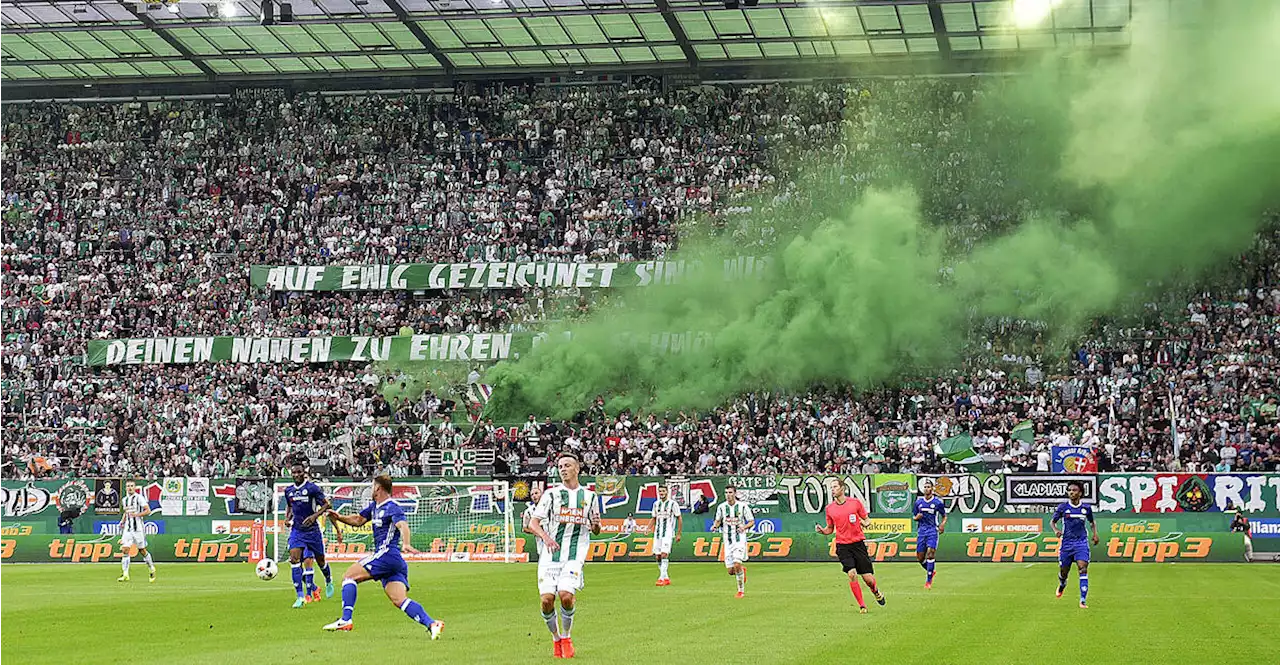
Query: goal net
272 480 522 563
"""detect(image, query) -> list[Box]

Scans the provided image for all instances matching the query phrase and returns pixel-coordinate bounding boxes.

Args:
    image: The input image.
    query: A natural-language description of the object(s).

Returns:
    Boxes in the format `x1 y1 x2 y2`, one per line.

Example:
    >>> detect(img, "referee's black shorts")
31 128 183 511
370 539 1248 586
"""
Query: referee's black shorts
836 541 874 575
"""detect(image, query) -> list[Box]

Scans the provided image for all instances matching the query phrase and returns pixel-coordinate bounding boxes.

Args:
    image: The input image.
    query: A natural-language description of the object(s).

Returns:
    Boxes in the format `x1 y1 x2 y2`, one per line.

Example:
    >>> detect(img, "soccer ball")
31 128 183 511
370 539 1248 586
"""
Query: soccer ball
256 558 278 581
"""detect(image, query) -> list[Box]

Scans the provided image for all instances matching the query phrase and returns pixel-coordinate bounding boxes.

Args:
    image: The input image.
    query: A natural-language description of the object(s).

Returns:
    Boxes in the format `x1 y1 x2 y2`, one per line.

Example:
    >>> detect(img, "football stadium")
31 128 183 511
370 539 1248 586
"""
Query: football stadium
2 0 1279 663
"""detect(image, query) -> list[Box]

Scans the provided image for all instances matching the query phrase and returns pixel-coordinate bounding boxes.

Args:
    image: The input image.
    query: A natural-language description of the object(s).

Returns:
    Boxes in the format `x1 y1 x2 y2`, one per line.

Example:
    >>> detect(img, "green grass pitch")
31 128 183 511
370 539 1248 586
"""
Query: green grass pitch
3 562 1277 664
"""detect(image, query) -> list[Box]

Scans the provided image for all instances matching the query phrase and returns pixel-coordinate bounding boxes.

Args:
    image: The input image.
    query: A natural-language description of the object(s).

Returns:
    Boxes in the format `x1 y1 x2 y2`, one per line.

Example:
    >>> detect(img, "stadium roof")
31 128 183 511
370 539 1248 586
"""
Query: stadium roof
1 0 1150 92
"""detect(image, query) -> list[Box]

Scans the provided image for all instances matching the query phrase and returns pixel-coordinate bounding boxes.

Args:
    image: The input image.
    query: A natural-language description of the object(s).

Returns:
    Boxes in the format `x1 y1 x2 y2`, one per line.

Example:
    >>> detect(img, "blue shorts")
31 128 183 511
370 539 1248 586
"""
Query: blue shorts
916 532 939 552
1059 540 1091 565
288 529 326 560
360 550 409 590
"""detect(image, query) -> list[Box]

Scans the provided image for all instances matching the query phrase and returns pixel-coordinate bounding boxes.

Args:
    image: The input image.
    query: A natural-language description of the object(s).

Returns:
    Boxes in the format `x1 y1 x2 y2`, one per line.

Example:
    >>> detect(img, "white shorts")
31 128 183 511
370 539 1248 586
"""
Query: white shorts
121 532 148 550
723 541 749 568
652 535 674 556
538 559 585 596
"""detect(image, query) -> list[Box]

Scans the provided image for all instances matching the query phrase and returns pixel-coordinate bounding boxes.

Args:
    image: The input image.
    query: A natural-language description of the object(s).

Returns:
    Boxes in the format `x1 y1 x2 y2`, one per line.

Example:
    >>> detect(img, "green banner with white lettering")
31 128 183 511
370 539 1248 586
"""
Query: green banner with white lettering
85 334 528 366
250 258 771 291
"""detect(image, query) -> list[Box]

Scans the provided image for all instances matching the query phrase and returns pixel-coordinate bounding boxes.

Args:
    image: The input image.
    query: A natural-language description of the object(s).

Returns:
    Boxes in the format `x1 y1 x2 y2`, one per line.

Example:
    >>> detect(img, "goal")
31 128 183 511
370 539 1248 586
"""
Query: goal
272 480 522 563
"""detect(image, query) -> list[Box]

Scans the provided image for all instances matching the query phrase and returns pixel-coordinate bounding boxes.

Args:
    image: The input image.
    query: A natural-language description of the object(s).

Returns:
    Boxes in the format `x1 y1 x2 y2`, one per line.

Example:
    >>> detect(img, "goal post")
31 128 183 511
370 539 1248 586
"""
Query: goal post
272 480 523 563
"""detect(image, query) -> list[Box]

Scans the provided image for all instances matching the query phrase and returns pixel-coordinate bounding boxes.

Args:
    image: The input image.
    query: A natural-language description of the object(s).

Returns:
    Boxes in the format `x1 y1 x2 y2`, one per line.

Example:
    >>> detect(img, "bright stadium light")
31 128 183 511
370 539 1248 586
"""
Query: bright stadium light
219 0 237 16
1010 0 1064 29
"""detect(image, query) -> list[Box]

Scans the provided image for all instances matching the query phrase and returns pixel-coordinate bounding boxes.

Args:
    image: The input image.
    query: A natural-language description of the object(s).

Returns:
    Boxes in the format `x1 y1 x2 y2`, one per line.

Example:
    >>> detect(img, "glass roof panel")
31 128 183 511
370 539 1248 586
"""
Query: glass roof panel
942 3 978 32
858 6 902 33
907 37 939 52
617 46 655 62
898 4 935 34
981 34 1018 50
1018 31 1055 48
759 42 798 58
274 26 328 52
651 45 686 61
372 53 414 68
406 53 443 67
692 43 726 60
580 47 621 64
632 14 674 41
597 14 643 40
419 23 466 49
724 42 763 59
831 39 870 56
337 55 378 69
486 18 538 46
816 8 863 37
447 52 482 67
233 26 291 53
476 51 518 67
558 15 609 43
63 33 118 58
744 9 789 39
1052 0 1093 29
675 12 715 40
869 38 908 54
782 8 828 37
521 17 573 45
33 63 75 78
1093 0 1132 28
512 50 552 66
706 10 752 38
169 29 220 56
100 61 143 76
448 18 501 45
272 58 314 72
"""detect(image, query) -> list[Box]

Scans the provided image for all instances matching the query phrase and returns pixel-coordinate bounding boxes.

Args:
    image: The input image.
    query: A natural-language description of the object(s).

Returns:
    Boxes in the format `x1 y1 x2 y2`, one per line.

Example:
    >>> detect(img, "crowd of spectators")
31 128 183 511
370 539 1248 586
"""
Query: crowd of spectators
4 80 1279 479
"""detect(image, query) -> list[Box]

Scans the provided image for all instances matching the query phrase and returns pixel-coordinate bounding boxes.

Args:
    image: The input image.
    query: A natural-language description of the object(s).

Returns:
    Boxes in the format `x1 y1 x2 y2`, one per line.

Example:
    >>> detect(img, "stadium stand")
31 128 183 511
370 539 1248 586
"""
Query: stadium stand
4 82 1280 479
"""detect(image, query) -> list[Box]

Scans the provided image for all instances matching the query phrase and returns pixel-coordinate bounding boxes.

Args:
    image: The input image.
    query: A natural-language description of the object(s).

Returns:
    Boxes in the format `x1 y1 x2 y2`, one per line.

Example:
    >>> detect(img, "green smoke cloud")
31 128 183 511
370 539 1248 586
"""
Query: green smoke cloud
484 0 1280 419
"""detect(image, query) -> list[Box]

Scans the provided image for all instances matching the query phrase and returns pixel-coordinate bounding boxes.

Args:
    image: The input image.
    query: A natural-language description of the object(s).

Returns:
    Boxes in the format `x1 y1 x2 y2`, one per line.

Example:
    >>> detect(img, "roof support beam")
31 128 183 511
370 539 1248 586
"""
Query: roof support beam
123 3 216 80
926 0 954 58
654 0 696 68
382 0 454 74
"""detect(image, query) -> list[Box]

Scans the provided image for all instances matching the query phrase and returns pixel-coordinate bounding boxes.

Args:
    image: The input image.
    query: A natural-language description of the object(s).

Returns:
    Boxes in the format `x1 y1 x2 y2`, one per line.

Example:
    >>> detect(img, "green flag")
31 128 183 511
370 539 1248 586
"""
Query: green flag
937 433 984 470
1011 419 1035 446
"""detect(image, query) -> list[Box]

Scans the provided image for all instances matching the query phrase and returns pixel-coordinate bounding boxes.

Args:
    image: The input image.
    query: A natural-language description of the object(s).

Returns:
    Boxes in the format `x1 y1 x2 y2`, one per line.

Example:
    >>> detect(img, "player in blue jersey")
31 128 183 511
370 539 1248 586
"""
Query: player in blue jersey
283 465 335 607
1051 480 1099 608
321 475 443 638
913 479 947 589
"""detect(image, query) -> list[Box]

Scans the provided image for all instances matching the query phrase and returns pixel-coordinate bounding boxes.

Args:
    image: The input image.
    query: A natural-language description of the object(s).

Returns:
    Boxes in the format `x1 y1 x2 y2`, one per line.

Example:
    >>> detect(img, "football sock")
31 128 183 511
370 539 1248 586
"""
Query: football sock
1079 574 1089 603
849 580 865 607
341 579 358 621
122 556 131 575
143 552 155 571
659 559 669 579
736 571 745 593
559 606 575 638
542 610 560 638
399 598 433 626
321 564 332 583
303 568 317 594
291 563 305 598
866 576 880 596
926 559 936 583
919 559 928 570
1058 571 1068 591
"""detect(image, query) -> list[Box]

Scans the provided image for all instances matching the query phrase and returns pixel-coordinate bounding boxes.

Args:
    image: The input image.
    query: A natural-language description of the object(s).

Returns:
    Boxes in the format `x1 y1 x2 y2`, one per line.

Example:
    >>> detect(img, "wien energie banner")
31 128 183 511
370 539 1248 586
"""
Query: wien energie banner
250 258 771 292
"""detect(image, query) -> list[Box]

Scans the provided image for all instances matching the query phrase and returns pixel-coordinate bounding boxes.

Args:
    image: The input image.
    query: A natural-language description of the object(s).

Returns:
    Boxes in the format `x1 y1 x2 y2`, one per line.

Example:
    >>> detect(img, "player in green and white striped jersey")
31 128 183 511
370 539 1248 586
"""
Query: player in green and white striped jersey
650 485 682 586
711 485 754 598
528 452 601 659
